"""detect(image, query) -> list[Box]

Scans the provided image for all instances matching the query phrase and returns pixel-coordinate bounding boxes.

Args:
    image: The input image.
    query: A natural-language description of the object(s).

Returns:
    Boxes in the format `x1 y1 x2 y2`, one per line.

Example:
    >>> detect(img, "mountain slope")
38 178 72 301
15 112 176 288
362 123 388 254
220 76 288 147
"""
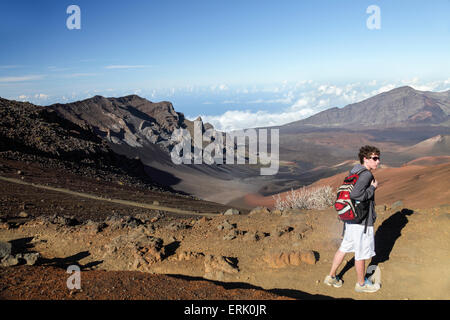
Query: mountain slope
282 86 450 129
50 95 185 151
401 134 450 156
0 97 170 192
48 95 263 204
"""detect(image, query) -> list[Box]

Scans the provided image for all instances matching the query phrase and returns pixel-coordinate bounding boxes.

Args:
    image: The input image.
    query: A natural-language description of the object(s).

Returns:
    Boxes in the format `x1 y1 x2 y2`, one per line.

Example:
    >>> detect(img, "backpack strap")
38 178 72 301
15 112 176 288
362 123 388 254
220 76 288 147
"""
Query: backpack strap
363 214 369 234
357 167 370 234
341 167 371 236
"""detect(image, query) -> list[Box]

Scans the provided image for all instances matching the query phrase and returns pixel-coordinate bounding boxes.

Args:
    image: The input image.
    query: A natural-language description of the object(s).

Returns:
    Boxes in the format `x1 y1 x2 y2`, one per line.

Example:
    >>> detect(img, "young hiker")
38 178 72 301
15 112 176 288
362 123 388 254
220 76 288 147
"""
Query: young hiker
324 145 381 293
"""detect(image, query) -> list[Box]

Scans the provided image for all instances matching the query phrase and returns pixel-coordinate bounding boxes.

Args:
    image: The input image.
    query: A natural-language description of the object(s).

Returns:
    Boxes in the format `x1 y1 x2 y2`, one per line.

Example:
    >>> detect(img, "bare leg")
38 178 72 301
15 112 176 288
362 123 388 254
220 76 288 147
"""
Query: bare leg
329 250 346 277
355 259 366 285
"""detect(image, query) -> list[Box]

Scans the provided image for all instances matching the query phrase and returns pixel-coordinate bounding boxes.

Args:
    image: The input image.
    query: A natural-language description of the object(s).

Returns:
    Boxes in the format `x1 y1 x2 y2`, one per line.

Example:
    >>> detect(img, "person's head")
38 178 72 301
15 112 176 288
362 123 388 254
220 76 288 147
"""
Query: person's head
358 145 380 171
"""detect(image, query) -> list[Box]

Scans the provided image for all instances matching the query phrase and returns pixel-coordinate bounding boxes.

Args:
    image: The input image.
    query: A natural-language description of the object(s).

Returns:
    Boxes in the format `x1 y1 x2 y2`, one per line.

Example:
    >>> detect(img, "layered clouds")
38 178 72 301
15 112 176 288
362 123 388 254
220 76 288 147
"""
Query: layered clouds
193 78 450 131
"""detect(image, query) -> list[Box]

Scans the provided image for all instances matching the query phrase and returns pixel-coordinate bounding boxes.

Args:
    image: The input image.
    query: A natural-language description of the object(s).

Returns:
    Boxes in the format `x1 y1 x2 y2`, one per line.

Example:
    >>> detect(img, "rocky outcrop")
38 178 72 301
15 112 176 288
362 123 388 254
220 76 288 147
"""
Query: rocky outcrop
0 240 40 267
48 95 215 153
102 231 165 271
263 250 318 268
204 255 239 281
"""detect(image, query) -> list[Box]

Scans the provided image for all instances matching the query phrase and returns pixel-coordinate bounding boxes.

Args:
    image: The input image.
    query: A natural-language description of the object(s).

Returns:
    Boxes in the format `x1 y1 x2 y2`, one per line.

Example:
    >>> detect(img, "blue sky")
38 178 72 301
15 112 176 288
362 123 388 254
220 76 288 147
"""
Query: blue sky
1 0 449 130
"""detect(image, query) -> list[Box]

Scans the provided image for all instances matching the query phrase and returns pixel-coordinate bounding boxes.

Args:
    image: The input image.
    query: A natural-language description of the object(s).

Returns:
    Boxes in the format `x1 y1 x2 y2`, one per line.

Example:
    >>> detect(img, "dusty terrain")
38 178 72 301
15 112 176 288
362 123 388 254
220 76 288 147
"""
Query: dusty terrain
1 159 449 300
244 160 450 210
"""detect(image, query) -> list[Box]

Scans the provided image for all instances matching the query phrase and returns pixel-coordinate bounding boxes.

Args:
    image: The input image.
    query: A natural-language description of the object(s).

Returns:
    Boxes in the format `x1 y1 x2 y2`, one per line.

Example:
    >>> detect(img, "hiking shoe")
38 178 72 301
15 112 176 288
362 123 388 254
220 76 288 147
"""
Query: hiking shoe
324 275 343 288
355 278 380 293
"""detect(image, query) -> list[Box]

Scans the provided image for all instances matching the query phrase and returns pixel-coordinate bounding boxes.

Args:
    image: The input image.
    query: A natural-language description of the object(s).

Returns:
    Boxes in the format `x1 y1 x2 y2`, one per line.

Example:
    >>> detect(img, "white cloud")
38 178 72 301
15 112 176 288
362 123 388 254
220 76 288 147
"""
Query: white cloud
198 107 315 131
34 93 49 99
318 84 343 96
0 75 44 82
290 96 315 109
210 84 229 91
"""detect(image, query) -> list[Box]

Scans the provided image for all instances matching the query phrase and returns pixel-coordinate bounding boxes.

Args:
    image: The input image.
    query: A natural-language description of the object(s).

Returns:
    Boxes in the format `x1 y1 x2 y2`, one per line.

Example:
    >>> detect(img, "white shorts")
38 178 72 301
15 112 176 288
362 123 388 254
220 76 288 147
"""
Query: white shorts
339 224 376 261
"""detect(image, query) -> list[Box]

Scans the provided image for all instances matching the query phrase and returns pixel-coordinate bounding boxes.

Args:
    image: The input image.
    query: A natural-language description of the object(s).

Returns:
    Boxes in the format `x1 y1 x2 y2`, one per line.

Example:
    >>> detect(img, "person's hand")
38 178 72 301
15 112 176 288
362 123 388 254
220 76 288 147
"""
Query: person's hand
371 179 378 189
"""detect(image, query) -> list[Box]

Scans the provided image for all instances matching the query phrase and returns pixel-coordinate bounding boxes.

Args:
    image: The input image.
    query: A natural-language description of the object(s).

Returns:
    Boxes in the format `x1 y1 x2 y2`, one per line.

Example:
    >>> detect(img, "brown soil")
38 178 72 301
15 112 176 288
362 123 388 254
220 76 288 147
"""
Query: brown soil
1 158 449 300
0 265 288 300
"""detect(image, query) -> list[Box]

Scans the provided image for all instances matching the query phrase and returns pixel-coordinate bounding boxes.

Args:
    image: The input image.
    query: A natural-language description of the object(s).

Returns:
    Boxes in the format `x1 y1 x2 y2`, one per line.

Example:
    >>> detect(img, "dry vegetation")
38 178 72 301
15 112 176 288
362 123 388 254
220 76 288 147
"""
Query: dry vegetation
273 186 335 211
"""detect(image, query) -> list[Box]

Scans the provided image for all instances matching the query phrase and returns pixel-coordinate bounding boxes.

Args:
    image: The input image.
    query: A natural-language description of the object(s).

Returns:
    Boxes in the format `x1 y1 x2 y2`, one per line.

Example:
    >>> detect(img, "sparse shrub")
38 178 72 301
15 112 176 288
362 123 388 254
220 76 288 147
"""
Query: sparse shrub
273 186 335 211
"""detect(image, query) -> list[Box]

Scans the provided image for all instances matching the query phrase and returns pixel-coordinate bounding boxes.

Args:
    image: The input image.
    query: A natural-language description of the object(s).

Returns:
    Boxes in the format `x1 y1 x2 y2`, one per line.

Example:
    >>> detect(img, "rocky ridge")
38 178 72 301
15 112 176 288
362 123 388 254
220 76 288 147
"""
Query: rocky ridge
282 86 450 129
49 95 218 152
0 97 176 193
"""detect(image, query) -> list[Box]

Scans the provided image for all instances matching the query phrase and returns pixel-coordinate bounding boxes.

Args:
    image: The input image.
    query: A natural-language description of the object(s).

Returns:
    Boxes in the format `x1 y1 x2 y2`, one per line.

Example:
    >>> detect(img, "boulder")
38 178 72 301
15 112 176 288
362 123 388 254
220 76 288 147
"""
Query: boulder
263 252 295 268
249 207 271 216
204 255 239 280
0 241 12 259
223 229 242 241
85 220 107 233
1 254 19 267
18 211 29 218
50 215 80 227
223 208 240 216
217 220 236 231
300 250 318 265
134 243 165 265
23 252 40 265
166 222 189 231
105 214 142 229
243 231 266 242
273 225 294 237
104 233 165 271
263 250 318 268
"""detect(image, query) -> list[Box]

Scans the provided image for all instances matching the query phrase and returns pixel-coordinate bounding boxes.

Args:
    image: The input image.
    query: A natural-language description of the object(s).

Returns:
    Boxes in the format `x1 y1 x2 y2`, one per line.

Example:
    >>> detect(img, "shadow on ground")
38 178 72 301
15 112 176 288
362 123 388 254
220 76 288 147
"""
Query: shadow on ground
337 208 414 280
7 237 103 270
169 274 351 300
39 251 103 270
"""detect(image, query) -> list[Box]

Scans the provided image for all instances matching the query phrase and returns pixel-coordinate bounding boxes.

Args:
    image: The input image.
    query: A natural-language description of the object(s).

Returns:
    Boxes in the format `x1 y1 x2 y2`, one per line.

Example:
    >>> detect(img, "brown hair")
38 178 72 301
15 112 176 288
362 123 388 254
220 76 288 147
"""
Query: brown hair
358 145 380 164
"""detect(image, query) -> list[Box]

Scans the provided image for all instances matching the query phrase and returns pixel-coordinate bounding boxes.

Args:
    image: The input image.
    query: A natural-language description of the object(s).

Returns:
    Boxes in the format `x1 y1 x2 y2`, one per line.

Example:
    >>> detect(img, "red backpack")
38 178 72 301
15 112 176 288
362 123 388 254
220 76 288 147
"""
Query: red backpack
334 168 370 225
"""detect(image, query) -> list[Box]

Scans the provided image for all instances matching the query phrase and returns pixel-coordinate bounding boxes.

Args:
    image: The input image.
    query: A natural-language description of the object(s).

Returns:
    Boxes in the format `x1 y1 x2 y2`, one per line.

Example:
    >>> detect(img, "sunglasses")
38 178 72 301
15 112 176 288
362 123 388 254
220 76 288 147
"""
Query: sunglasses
370 156 380 161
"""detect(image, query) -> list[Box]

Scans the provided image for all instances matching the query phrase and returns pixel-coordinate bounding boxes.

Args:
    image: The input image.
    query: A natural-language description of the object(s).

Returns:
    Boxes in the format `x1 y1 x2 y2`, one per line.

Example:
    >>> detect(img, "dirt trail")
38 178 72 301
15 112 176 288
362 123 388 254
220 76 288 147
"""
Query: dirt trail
0 176 216 217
